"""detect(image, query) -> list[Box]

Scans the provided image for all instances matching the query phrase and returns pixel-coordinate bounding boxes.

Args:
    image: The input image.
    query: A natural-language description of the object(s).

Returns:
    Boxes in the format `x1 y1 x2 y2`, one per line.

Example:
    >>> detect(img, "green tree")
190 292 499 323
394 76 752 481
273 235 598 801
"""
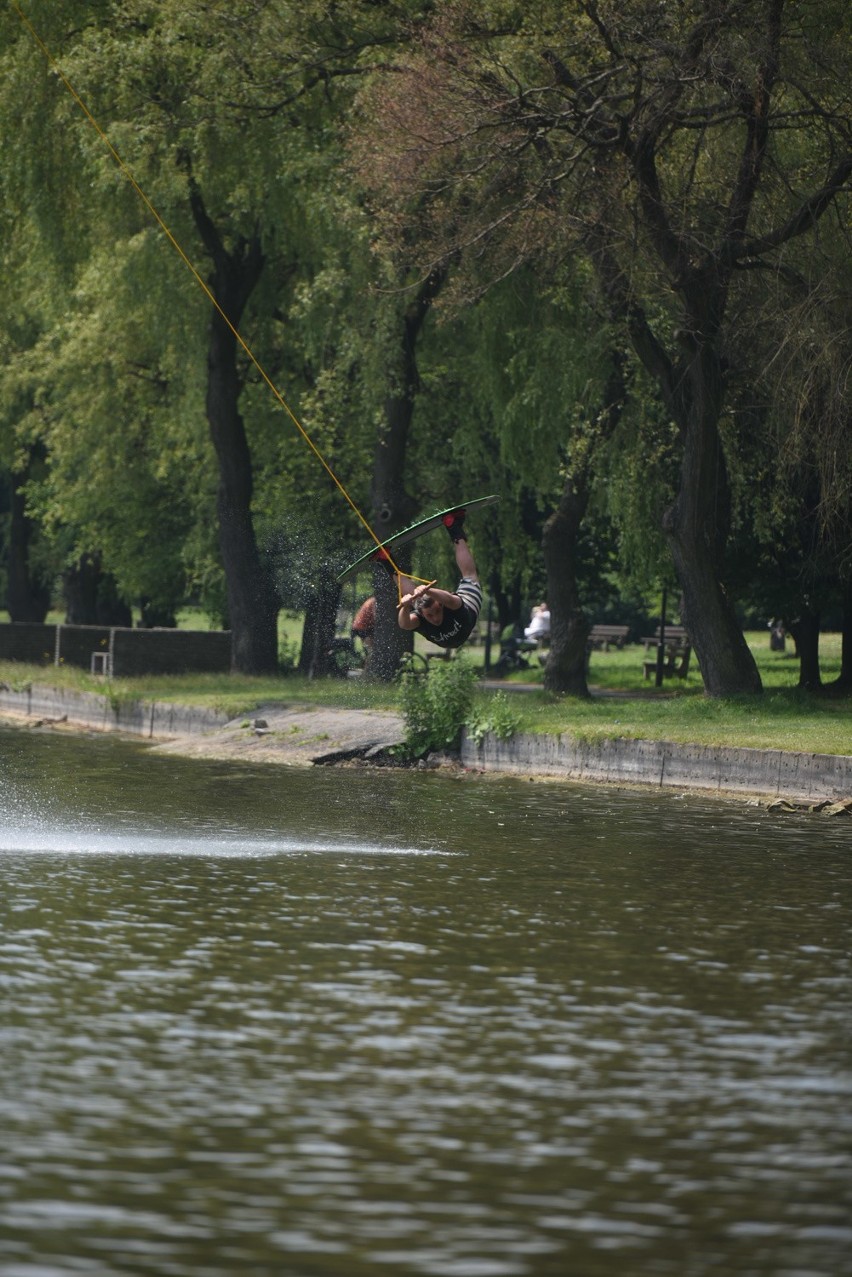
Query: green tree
9 0 446 675
727 250 852 689
354 0 852 696
1 1 210 626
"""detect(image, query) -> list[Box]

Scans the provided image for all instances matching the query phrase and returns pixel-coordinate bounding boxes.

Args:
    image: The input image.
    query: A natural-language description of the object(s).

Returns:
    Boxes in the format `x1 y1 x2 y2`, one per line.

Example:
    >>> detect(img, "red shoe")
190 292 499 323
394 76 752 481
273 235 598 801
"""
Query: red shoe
442 509 467 542
370 545 396 576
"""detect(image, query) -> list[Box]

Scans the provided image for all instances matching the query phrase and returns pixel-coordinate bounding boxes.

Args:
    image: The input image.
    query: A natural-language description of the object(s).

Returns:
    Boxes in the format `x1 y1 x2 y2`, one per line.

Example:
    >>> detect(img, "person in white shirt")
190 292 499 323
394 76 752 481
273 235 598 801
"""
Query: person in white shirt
524 602 551 642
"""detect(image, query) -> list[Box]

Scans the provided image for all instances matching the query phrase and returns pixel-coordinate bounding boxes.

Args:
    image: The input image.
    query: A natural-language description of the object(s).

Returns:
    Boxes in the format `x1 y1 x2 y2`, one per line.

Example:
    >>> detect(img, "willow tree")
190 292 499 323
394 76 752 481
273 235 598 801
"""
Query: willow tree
0 2 89 621
429 270 633 696
355 0 852 696
6 4 346 665
11 0 446 674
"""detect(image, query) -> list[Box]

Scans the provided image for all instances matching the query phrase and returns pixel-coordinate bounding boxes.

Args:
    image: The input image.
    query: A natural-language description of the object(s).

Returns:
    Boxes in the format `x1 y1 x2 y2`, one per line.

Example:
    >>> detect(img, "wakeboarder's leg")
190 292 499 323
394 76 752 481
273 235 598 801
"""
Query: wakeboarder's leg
443 510 478 580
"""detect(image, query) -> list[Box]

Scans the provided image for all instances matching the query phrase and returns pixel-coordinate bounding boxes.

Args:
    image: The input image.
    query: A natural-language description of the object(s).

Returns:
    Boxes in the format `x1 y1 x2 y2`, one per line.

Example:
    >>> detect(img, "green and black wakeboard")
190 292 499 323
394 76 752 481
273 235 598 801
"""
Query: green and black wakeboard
338 494 499 583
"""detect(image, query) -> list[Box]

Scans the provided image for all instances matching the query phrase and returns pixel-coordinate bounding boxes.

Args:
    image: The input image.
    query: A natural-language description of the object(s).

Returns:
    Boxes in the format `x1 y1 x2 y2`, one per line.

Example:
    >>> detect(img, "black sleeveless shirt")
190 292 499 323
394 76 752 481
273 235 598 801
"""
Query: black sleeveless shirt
416 602 477 650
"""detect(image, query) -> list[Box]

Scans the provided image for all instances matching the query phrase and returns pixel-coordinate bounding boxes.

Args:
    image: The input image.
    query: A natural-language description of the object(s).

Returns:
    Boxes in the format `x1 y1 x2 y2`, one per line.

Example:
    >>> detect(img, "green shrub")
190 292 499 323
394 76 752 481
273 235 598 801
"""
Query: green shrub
466 692 521 744
278 637 300 672
398 659 478 757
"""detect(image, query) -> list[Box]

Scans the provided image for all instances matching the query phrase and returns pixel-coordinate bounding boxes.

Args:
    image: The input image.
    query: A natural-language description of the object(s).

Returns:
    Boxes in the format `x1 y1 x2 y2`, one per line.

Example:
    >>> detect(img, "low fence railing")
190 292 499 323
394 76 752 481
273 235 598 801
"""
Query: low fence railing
0 622 231 676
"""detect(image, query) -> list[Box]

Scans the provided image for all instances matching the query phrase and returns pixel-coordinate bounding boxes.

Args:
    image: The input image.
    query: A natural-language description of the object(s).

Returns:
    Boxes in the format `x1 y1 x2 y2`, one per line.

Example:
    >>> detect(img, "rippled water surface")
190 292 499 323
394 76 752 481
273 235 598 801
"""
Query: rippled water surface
1 726 851 1277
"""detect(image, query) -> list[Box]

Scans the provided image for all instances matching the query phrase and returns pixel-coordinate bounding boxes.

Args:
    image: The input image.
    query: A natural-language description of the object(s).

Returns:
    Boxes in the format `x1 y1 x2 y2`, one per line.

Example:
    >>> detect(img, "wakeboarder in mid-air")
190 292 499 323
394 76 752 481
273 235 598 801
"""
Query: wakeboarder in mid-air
387 510 482 651
338 495 497 654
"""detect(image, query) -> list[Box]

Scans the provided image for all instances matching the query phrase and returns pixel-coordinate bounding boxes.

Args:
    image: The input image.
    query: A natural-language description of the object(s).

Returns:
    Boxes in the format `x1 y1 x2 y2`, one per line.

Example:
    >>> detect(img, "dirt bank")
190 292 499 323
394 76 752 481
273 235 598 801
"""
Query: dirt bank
151 701 406 766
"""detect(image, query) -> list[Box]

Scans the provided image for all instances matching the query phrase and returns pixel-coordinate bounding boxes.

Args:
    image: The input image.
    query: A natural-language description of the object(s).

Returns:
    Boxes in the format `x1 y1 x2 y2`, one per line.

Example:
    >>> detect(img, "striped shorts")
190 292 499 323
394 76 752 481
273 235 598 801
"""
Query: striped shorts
456 578 483 618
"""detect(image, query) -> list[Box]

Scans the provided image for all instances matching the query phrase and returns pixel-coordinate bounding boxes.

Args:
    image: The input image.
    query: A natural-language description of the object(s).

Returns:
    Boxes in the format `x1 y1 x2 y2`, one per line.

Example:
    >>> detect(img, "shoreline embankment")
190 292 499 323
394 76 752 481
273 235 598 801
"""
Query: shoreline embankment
1 682 850 808
460 732 852 806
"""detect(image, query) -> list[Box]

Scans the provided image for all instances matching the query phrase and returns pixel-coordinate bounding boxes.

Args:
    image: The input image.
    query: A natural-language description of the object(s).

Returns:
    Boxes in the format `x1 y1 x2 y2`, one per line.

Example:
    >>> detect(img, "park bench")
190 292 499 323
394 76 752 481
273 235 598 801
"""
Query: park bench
642 630 693 681
641 625 688 653
537 625 629 668
643 644 692 681
587 624 630 651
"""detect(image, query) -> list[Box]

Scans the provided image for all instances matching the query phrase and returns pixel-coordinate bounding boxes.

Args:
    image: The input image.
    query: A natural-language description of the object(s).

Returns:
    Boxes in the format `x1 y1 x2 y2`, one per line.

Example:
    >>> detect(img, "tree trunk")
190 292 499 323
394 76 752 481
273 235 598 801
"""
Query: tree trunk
370 380 418 682
787 605 822 690
64 555 132 627
370 556 413 682
139 600 176 629
663 341 763 696
189 181 278 674
62 562 95 624
542 476 591 696
369 270 446 681
593 247 760 696
297 567 342 678
829 577 852 692
540 347 627 695
207 293 279 674
6 449 50 622
489 578 521 638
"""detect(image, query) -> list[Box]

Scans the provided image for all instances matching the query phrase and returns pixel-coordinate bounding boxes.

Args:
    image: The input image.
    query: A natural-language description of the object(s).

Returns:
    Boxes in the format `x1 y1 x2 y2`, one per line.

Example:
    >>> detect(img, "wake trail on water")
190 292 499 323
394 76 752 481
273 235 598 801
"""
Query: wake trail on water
0 826 441 858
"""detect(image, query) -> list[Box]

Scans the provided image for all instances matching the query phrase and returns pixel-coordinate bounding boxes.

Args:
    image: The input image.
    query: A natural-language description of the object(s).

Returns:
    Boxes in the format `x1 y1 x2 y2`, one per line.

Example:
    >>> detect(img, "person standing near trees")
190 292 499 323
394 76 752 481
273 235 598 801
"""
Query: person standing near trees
392 511 483 651
350 595 376 666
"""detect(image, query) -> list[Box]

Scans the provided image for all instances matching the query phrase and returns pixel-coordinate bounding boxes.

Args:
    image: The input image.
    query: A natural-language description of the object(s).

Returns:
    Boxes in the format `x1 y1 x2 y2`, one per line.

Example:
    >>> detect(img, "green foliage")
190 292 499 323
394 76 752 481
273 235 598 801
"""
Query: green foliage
397 659 479 758
601 380 681 597
354 0 852 694
466 691 521 744
0 0 388 622
277 636 300 673
2 0 849 670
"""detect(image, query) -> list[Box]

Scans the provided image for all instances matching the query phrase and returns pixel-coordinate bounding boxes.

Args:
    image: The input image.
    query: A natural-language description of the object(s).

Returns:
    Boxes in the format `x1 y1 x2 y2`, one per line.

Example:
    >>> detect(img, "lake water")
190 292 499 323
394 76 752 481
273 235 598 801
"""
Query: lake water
1 726 851 1277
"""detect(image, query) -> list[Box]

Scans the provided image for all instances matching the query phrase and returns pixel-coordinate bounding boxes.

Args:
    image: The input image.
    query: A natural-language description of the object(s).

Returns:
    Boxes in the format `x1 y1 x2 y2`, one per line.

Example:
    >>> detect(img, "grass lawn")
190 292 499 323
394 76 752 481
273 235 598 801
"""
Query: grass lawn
0 629 848 757
476 631 850 755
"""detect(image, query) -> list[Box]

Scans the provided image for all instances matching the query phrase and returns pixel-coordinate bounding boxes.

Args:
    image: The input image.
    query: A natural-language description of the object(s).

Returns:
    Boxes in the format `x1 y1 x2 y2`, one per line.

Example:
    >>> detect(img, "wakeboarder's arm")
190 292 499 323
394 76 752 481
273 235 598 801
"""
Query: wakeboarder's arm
419 587 462 610
397 583 462 630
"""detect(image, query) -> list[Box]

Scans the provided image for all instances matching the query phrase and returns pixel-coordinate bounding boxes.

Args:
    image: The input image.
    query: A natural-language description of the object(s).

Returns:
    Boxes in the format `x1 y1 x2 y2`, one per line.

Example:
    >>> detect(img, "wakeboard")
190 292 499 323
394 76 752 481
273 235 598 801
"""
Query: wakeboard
338 494 499 583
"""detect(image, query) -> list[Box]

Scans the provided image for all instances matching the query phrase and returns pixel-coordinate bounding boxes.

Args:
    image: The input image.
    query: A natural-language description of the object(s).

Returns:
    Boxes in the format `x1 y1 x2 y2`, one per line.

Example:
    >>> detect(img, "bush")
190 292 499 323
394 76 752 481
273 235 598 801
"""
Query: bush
466 691 521 744
398 659 478 758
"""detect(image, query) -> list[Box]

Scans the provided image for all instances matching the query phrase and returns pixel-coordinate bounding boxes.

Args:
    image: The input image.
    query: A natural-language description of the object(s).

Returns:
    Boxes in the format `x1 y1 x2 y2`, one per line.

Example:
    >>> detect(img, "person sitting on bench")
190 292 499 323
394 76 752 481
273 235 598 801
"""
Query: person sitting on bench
524 602 550 643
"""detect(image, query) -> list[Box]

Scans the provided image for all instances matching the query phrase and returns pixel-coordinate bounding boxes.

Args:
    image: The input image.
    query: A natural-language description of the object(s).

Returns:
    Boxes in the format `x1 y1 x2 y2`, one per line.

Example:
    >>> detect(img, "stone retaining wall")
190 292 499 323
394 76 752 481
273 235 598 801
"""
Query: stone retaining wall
461 731 852 803
0 684 229 739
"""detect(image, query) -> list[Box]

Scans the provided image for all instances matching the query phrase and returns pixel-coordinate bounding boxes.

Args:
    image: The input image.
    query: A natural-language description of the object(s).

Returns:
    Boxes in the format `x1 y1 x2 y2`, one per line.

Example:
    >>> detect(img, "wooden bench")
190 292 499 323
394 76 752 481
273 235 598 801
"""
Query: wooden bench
643 643 693 681
588 624 630 651
538 625 629 667
641 625 688 653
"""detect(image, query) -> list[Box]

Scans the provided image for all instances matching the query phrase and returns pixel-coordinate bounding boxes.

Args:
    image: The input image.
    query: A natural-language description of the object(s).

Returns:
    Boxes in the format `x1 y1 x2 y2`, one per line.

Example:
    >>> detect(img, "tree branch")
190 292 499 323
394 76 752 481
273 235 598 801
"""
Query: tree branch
727 154 852 264
721 0 783 249
585 223 680 422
